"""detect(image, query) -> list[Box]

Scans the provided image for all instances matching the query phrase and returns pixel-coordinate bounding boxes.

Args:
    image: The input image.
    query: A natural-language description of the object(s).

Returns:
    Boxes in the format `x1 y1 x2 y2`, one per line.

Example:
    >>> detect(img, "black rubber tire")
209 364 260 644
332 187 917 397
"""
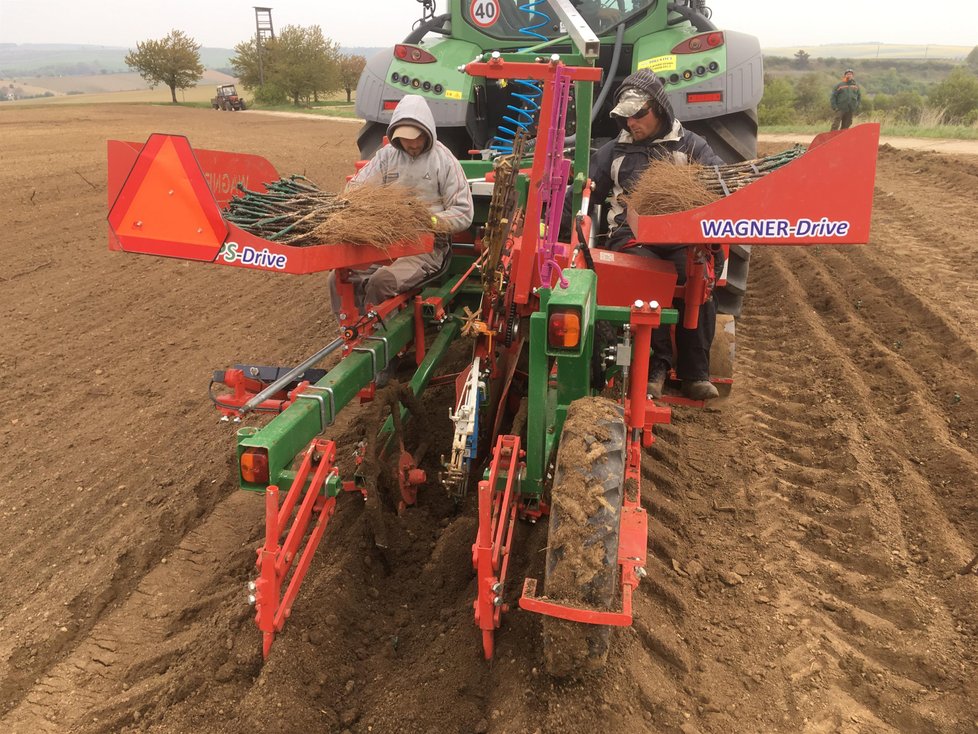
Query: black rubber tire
542 396 625 678
356 121 387 159
685 109 758 164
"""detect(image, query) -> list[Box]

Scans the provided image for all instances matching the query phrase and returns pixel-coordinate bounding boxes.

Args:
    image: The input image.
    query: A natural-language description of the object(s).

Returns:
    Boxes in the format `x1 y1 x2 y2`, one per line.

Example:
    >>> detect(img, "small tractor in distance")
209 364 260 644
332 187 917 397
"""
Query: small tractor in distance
212 83 247 111
105 1 879 676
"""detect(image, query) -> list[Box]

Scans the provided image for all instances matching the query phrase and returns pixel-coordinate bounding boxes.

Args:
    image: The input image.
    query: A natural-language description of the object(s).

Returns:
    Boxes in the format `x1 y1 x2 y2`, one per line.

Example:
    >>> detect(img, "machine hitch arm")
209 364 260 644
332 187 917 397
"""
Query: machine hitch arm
253 438 341 658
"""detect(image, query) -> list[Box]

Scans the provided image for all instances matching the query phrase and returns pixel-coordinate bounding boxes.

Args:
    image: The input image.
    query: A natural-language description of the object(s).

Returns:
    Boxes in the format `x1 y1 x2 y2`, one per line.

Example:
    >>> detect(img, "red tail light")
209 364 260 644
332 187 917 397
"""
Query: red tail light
687 91 723 104
394 44 437 63
383 100 399 111
672 32 725 54
241 447 270 484
548 309 581 350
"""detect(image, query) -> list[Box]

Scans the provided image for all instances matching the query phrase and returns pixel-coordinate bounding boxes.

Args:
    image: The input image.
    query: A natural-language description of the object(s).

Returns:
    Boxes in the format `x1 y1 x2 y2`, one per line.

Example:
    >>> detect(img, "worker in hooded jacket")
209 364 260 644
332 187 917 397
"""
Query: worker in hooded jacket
588 69 725 401
328 94 474 316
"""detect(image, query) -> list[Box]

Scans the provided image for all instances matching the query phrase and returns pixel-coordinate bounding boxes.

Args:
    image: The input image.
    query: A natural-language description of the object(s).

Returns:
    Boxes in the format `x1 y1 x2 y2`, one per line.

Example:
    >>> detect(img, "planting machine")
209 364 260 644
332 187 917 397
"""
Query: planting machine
107 9 879 675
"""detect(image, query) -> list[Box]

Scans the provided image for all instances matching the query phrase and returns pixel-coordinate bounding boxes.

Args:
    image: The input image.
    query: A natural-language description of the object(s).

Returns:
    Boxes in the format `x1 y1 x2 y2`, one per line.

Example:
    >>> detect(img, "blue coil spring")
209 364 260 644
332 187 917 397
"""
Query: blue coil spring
489 0 549 154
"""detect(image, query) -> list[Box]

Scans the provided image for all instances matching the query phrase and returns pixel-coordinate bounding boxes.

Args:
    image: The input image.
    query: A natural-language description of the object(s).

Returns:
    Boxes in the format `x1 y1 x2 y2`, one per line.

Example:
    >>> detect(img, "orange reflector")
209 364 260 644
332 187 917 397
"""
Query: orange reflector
241 448 270 484
548 309 581 350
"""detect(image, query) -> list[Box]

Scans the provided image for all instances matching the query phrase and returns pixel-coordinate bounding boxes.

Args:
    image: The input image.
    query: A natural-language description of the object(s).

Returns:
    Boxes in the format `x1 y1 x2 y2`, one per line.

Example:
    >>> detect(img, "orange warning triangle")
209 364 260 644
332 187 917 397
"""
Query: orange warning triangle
108 134 227 261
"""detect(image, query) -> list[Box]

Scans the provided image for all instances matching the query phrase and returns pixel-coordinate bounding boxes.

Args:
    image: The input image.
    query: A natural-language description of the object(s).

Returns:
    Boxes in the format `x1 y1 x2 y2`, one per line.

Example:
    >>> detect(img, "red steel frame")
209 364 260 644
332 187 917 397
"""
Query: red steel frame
254 438 339 658
463 57 602 308
472 434 524 659
519 302 666 626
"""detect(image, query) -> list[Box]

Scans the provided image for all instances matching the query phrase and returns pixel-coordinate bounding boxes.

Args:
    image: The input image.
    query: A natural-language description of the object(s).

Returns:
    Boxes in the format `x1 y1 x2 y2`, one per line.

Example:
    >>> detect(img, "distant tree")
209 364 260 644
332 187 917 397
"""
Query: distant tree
872 92 892 112
891 91 925 124
231 25 340 106
872 67 904 95
794 72 831 122
966 46 978 73
794 50 810 69
230 39 262 88
339 54 366 103
929 67 978 122
125 30 204 103
758 76 797 125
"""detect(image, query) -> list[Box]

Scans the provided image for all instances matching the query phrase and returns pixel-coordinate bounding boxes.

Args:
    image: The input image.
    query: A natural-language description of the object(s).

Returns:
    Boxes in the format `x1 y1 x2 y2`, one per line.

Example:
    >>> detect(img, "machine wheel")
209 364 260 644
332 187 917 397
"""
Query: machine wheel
542 396 625 678
356 121 387 158
685 110 758 164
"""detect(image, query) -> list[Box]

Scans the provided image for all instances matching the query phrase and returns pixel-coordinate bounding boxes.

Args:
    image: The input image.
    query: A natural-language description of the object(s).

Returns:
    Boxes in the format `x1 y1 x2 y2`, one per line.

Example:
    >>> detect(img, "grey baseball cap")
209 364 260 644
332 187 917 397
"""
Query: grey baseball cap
610 88 652 118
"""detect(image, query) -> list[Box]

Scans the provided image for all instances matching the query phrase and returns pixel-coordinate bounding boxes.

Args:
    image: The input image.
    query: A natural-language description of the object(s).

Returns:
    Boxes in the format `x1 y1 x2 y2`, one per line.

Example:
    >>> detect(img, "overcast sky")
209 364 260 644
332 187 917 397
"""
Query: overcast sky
0 0 975 50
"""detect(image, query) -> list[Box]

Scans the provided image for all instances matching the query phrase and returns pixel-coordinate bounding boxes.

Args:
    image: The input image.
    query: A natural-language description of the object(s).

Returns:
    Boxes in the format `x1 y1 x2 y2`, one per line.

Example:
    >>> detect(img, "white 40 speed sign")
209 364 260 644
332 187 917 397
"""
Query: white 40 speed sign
470 0 499 28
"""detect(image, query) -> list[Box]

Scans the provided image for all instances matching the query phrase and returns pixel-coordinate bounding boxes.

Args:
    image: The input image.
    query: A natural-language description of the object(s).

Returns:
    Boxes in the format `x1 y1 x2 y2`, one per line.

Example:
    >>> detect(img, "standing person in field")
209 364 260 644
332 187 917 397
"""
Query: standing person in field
587 69 725 401
831 69 862 130
327 94 474 317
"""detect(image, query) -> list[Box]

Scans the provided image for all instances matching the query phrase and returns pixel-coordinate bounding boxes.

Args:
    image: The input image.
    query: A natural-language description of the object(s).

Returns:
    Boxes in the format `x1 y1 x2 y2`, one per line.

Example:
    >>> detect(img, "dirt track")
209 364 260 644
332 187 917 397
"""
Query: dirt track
1 105 976 734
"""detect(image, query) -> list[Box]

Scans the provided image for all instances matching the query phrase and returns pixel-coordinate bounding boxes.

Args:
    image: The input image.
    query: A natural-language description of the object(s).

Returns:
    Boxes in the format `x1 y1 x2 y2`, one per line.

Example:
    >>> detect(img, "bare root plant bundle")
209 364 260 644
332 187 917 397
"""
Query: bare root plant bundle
627 147 808 215
225 176 438 248
627 162 718 215
309 184 440 249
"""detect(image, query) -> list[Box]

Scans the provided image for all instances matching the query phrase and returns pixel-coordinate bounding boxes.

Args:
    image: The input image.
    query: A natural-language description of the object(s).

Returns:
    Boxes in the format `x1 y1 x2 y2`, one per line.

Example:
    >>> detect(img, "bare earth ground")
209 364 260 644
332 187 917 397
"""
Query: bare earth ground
1 105 976 734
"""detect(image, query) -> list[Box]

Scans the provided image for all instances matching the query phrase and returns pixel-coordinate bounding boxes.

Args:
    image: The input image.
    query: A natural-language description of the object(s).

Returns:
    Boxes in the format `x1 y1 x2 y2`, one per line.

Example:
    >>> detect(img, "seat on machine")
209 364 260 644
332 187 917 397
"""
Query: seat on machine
413 248 454 291
574 248 678 309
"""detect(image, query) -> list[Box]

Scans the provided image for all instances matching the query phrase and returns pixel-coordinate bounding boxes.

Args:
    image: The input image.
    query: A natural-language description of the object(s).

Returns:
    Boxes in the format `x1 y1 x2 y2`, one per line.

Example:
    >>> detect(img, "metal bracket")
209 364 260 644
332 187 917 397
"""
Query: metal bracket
364 335 390 368
351 347 378 379
296 385 336 432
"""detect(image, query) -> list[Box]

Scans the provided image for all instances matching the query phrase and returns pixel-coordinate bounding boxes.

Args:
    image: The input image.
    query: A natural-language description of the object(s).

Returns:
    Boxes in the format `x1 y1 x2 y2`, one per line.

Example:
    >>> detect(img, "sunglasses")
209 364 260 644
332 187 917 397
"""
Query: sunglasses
628 105 654 120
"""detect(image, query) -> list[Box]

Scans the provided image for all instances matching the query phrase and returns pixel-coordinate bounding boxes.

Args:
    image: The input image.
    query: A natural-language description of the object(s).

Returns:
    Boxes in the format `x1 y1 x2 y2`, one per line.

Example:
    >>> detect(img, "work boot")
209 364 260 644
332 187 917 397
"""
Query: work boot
648 370 667 399
682 380 719 400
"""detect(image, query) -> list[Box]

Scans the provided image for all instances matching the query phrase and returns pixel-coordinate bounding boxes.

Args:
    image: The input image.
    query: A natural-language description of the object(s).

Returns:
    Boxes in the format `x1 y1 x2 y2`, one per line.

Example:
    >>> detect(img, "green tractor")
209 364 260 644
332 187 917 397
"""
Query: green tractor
355 0 762 163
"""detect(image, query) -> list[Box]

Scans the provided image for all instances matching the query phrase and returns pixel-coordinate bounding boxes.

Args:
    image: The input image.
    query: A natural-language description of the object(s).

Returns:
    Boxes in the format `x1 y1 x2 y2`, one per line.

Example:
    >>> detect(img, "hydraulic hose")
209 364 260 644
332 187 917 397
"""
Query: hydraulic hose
591 22 625 123
403 13 451 44
666 1 717 31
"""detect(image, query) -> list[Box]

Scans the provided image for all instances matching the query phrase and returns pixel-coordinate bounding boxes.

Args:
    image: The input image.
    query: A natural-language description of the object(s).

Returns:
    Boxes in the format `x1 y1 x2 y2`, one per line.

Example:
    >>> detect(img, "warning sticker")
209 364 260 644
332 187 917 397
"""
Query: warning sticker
637 55 678 73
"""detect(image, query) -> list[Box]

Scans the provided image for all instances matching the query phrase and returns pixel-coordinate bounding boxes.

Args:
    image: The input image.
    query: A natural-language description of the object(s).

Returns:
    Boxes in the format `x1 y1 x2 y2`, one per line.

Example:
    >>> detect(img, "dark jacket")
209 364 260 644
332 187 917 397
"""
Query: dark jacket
590 71 724 251
831 77 861 113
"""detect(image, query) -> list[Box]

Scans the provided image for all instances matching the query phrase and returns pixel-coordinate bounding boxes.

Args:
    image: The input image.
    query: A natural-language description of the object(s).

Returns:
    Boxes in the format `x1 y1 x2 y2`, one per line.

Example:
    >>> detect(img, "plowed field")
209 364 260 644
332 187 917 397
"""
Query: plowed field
1 105 976 734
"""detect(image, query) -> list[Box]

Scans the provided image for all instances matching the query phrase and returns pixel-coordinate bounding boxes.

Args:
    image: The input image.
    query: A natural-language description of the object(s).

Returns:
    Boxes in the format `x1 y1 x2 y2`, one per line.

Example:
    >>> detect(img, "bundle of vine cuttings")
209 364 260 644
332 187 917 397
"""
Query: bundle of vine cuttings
224 176 440 248
627 146 807 215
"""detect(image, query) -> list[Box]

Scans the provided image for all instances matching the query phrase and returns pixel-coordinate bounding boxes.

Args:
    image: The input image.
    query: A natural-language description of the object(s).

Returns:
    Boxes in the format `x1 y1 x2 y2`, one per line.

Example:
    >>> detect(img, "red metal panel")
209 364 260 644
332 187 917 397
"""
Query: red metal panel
574 247 678 308
627 123 880 246
220 223 434 274
108 137 278 207
108 134 435 273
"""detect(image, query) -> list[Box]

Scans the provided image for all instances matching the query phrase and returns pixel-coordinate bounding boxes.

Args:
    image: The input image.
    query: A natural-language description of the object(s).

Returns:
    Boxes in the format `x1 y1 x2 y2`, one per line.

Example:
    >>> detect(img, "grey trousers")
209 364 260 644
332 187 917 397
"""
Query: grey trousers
327 245 449 317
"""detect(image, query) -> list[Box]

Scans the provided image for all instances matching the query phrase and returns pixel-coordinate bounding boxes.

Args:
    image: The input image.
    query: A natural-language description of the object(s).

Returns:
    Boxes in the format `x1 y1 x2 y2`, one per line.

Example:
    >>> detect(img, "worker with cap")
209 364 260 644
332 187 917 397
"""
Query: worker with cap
830 69 861 130
587 69 725 401
327 94 474 318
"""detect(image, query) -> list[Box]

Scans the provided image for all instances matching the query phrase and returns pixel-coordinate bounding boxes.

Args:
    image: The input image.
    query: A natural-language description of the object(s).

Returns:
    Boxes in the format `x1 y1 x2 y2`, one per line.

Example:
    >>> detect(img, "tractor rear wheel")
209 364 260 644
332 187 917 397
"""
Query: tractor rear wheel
542 397 625 678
